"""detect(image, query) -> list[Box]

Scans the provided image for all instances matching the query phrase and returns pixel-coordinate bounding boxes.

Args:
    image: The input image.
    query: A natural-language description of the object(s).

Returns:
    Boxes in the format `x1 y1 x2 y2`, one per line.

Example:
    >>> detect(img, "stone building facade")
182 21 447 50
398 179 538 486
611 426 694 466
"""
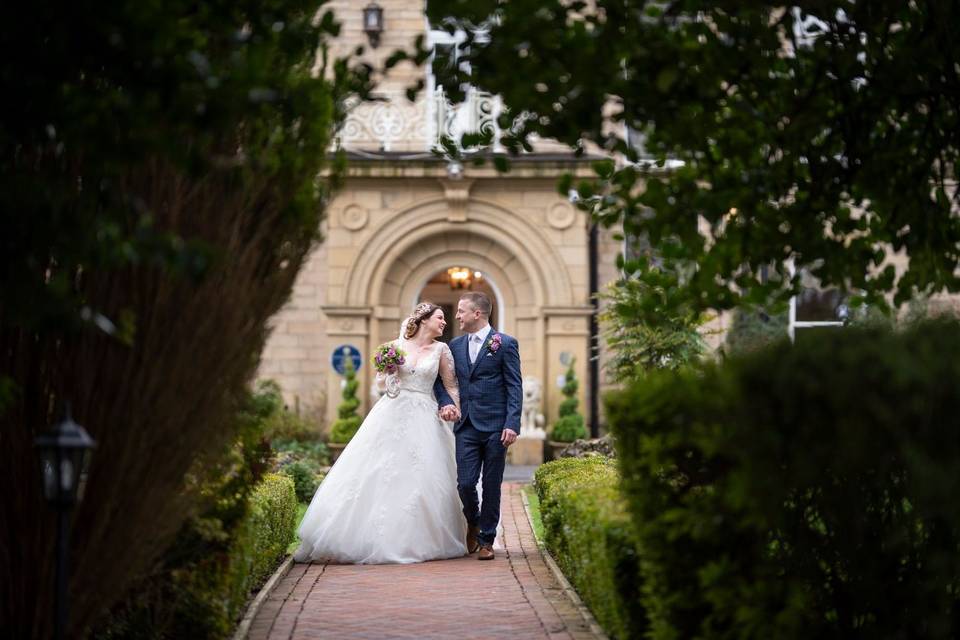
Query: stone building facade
258 0 960 442
258 0 627 437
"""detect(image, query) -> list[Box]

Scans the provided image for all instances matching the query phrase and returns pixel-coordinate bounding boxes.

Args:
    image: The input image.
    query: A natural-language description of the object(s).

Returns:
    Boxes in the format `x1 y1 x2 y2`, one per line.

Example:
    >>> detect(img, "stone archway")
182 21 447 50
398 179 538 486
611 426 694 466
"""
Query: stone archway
343 197 572 307
322 196 592 426
416 267 502 341
369 233 543 384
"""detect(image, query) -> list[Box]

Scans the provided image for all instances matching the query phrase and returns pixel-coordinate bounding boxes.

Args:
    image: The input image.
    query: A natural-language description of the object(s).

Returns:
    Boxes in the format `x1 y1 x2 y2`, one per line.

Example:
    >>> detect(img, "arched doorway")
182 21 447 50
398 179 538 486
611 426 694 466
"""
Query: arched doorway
322 197 592 427
417 266 501 342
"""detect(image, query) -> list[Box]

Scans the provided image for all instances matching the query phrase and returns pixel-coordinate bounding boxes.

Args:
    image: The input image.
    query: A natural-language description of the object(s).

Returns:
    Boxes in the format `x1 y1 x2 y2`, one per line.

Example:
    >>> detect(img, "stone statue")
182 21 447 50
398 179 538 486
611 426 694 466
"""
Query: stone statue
520 376 547 439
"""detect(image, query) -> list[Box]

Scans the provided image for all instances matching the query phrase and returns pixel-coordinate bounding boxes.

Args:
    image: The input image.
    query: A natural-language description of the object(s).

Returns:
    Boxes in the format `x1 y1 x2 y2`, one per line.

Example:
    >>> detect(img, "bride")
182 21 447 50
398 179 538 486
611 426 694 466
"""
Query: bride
293 302 467 564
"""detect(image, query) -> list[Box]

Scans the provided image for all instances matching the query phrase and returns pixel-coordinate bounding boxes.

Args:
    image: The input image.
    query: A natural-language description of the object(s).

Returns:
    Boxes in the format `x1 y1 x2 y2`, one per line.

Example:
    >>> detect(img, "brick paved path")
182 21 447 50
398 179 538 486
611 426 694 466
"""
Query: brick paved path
247 483 601 639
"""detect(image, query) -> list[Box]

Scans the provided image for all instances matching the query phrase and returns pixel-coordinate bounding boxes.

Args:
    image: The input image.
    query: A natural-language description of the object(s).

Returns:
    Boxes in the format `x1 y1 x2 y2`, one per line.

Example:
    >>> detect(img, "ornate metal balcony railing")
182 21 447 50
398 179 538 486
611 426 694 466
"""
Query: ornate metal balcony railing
337 86 501 154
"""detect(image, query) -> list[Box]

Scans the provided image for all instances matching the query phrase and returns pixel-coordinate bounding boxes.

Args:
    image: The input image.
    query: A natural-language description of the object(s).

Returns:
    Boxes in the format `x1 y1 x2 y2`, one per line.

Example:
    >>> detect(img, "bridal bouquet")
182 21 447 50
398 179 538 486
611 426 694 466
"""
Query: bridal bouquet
373 343 406 375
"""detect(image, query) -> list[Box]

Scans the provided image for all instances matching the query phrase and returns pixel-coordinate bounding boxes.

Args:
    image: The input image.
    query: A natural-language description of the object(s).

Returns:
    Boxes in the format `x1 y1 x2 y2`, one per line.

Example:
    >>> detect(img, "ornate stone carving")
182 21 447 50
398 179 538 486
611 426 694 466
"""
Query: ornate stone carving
439 179 474 222
547 201 577 230
338 93 429 151
341 204 368 231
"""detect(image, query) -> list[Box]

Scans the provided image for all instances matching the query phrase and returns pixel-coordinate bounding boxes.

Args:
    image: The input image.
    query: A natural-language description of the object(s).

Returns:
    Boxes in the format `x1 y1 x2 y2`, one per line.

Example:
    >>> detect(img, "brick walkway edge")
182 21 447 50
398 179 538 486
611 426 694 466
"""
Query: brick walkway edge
247 483 604 639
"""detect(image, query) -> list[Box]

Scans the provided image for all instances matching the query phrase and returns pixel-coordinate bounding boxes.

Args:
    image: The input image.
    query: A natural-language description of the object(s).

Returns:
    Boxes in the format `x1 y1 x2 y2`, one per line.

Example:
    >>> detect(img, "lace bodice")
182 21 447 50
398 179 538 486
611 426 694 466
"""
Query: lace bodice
376 341 459 409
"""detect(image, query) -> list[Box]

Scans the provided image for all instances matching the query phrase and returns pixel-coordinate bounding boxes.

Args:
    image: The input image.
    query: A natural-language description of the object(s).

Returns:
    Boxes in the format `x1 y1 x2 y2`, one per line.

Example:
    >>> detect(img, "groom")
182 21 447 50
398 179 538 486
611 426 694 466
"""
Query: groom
434 292 522 560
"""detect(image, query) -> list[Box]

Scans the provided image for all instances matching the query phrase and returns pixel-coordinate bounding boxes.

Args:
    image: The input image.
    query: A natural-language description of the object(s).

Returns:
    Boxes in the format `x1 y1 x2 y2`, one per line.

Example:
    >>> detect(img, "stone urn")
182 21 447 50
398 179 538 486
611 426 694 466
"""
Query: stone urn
327 441 347 464
557 435 617 459
544 440 571 462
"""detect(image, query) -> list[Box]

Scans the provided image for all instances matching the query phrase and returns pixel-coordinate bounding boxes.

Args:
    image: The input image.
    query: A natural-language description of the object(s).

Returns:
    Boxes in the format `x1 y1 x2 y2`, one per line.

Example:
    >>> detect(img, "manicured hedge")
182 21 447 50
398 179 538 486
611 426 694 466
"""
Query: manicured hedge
243 473 299 589
607 320 960 639
534 457 646 640
96 473 297 639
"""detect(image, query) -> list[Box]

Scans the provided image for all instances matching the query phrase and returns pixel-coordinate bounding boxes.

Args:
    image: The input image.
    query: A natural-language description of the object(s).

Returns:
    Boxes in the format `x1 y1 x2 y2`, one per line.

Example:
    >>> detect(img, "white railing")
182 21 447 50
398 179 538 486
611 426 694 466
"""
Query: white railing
431 86 501 151
337 87 501 154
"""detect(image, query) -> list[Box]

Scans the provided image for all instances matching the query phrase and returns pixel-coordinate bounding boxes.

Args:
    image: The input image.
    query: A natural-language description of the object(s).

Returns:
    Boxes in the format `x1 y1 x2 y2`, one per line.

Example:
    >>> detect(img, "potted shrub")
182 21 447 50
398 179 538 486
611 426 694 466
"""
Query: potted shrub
547 358 588 460
327 356 361 462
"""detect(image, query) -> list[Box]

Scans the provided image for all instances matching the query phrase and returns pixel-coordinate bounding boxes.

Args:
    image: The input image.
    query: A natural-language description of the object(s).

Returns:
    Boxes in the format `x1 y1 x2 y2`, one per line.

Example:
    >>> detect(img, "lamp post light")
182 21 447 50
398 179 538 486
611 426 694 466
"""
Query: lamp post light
362 2 384 48
34 406 96 640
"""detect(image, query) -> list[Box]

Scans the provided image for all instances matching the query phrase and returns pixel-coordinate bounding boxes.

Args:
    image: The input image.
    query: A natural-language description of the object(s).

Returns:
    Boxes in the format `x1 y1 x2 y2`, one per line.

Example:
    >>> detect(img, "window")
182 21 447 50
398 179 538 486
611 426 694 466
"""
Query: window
788 261 847 342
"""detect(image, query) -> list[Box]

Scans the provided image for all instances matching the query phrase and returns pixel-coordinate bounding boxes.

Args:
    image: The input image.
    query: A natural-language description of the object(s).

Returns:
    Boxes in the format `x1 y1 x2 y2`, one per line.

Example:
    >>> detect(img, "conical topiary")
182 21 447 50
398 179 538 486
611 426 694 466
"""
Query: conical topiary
329 355 362 443
551 357 588 442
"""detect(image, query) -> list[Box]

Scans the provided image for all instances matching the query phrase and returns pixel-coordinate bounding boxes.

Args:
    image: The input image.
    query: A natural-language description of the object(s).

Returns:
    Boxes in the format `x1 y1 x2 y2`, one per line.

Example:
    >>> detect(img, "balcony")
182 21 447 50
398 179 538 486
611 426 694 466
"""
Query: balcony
336 86 501 154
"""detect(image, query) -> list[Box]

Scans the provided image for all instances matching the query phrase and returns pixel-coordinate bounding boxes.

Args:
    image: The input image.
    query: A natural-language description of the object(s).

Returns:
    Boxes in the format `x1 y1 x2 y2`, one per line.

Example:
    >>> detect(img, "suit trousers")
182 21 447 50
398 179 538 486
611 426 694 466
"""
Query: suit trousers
455 417 507 546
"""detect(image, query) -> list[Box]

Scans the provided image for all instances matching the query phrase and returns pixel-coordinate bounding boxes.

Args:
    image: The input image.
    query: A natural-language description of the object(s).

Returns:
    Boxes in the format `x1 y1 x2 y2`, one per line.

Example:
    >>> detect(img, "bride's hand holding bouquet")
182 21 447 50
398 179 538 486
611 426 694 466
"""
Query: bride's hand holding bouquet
373 343 406 398
373 343 406 374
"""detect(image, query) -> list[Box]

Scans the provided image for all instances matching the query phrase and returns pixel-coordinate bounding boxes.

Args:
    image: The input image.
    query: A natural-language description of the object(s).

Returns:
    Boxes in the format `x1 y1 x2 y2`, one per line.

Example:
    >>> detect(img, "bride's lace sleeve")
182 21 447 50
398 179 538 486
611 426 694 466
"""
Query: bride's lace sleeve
375 371 387 393
439 343 460 411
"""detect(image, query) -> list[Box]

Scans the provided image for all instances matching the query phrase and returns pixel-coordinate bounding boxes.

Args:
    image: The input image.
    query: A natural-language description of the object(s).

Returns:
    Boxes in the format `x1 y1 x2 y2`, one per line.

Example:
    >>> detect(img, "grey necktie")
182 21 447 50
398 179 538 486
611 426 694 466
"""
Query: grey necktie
469 334 482 363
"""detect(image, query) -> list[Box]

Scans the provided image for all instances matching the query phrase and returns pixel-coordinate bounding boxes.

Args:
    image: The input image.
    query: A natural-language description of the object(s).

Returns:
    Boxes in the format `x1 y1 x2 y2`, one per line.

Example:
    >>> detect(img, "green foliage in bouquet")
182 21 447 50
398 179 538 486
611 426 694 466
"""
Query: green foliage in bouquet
329 357 361 443
551 358 588 442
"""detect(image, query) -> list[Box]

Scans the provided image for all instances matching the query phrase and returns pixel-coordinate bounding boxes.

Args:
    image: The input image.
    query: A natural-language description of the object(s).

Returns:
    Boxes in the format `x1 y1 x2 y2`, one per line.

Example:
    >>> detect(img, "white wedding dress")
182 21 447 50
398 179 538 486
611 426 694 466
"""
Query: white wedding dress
293 340 467 564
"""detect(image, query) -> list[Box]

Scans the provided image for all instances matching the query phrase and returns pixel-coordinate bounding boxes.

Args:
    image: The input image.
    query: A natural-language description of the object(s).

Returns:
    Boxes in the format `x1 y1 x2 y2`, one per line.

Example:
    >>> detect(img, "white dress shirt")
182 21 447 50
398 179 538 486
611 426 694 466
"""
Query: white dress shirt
468 324 492 364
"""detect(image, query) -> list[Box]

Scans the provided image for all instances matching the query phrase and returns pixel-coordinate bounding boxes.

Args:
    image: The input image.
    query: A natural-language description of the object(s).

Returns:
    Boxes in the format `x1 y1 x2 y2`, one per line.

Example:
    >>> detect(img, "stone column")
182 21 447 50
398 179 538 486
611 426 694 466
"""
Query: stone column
322 306 372 429
542 307 593 429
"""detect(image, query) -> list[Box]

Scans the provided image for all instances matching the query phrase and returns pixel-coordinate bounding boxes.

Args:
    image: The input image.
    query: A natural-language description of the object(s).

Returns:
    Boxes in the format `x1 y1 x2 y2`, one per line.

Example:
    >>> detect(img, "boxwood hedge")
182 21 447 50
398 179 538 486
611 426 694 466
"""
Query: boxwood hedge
607 320 960 639
534 457 646 639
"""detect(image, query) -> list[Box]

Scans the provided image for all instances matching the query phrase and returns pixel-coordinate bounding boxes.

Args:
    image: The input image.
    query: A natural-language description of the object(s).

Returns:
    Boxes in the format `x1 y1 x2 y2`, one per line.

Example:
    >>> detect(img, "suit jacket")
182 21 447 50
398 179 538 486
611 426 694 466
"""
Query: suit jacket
434 329 522 433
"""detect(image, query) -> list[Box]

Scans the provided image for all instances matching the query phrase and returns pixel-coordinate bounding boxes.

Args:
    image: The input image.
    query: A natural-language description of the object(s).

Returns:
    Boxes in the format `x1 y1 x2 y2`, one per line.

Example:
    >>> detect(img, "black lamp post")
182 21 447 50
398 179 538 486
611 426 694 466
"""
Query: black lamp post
363 2 384 48
35 406 95 640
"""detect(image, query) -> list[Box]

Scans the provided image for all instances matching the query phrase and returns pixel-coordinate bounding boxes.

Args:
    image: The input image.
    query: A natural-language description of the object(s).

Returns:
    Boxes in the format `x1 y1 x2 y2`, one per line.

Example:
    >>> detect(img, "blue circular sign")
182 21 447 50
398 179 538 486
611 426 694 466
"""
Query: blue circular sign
331 344 362 375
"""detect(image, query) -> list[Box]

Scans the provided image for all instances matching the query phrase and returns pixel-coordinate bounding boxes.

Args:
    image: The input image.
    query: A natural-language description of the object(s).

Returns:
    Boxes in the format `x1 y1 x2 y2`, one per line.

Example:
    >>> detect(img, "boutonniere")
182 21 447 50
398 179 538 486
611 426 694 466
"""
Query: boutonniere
485 333 502 354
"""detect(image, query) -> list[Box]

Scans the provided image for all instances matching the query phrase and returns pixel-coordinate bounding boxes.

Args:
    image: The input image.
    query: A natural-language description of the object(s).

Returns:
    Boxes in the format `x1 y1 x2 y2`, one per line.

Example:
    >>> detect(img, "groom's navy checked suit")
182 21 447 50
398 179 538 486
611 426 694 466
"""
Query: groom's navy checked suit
434 329 522 547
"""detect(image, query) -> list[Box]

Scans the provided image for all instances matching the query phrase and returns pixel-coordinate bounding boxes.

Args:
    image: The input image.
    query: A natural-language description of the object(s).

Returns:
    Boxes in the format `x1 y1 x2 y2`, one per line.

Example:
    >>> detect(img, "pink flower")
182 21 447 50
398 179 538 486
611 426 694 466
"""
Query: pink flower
372 343 407 374
489 334 502 353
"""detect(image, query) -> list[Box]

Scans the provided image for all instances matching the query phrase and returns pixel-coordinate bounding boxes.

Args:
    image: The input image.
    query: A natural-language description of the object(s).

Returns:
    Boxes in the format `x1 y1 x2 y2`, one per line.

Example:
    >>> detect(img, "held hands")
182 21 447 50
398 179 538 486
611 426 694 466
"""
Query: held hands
439 405 460 422
501 428 518 447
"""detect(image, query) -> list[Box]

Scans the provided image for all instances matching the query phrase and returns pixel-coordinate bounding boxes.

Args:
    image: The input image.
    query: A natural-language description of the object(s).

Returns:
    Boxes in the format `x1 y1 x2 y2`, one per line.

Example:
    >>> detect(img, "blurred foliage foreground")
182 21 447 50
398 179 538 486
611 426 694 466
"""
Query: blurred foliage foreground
537 321 960 639
93 386 297 640
0 1 371 637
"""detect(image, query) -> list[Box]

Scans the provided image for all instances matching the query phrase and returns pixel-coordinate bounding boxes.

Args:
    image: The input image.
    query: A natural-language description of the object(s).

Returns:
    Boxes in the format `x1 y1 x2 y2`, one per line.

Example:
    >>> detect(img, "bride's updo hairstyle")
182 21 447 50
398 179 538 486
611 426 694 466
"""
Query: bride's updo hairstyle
403 302 441 339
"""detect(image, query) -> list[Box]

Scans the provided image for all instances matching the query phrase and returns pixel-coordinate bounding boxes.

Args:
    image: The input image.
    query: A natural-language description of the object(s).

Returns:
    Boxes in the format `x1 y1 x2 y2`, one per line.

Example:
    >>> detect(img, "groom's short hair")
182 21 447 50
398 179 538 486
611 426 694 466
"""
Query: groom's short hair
461 292 492 317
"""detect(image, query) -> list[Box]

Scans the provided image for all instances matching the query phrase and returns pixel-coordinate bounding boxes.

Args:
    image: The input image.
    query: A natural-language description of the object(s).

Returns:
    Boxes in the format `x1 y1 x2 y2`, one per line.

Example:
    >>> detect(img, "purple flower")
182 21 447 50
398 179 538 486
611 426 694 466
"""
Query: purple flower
489 334 502 353
388 348 396 357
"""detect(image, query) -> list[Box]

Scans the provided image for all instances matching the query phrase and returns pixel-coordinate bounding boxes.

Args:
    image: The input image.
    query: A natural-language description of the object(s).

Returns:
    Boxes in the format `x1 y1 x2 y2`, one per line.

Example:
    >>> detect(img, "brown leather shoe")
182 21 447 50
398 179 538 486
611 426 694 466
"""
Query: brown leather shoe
478 544 495 561
466 525 480 554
